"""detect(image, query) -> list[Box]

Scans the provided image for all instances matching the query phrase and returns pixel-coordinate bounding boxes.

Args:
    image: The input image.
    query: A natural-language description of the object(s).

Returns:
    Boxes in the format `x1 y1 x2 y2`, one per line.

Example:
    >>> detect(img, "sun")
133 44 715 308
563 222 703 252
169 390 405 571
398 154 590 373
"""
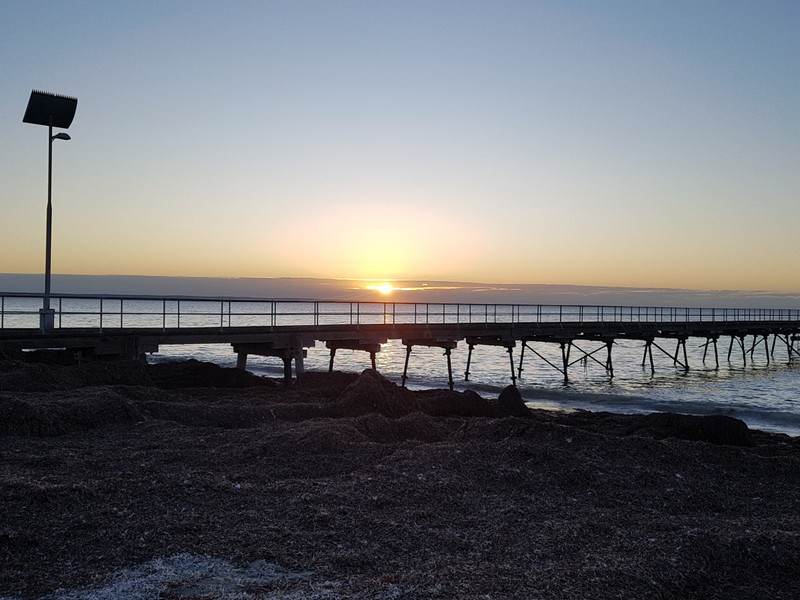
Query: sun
366 282 394 295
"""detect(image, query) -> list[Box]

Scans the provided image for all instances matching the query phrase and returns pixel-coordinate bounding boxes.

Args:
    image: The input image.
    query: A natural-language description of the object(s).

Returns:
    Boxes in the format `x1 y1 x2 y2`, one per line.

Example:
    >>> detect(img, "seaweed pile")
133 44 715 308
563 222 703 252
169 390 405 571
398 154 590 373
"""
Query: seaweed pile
1 357 799 599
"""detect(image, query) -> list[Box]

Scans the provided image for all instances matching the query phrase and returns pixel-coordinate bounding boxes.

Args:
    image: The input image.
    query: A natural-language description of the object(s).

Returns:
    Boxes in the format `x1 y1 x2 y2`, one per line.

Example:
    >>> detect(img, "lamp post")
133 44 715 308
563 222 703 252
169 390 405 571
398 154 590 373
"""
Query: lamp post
23 90 78 330
43 131 72 328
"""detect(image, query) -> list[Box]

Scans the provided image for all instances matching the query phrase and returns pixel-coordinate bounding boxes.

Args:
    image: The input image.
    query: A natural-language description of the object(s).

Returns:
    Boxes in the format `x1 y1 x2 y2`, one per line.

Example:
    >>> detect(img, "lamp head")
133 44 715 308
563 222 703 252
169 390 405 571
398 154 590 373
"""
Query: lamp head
51 133 71 141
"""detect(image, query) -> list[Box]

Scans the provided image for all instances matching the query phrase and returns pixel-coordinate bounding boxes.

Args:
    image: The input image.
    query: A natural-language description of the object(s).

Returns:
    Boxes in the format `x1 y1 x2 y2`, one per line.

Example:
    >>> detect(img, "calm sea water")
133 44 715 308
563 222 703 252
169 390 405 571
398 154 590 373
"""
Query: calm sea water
152 337 800 437
3 295 798 436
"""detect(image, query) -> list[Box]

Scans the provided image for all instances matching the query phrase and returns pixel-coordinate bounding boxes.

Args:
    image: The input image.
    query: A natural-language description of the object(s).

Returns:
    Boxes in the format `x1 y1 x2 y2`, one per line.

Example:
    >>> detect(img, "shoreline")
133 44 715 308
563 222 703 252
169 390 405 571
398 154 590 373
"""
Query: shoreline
2 358 799 599
150 339 800 439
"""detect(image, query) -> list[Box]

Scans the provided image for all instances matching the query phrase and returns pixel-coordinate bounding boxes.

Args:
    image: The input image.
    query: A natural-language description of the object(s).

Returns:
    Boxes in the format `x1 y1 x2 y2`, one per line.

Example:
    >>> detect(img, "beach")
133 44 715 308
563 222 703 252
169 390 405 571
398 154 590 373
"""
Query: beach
1 356 799 599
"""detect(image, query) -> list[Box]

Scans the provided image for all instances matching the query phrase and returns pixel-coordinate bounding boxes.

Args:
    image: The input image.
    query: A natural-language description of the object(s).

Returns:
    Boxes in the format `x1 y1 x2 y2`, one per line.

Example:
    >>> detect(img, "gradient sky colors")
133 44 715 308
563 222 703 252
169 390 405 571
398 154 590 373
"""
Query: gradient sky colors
2 1 798 293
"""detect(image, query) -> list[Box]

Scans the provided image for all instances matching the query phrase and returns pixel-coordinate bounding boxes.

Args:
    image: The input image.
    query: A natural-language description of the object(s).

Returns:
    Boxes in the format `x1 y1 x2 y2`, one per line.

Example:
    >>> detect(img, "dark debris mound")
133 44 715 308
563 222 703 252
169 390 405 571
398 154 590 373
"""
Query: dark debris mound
146 359 277 389
331 369 530 420
415 388 496 417
334 369 421 418
496 384 533 418
624 412 753 447
0 359 152 392
296 370 360 398
0 386 153 436
0 359 774 454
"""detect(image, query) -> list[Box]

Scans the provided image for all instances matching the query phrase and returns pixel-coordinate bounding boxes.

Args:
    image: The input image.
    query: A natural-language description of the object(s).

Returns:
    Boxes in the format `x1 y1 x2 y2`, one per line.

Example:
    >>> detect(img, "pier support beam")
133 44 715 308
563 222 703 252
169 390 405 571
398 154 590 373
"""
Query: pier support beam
567 340 615 378
748 335 770 364
701 337 720 369
673 338 689 370
294 347 305 376
464 343 474 381
774 334 800 362
282 354 293 382
232 337 313 385
445 347 454 391
507 346 517 387
517 339 573 381
401 339 458 391
728 336 747 366
325 339 383 372
642 340 655 374
642 338 688 372
233 346 301 385
464 336 517 386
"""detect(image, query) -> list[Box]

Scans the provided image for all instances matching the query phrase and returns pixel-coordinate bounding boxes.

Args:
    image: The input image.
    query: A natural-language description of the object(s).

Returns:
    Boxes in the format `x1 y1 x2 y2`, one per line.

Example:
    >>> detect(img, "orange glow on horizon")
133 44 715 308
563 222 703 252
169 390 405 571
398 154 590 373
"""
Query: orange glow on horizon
365 282 394 295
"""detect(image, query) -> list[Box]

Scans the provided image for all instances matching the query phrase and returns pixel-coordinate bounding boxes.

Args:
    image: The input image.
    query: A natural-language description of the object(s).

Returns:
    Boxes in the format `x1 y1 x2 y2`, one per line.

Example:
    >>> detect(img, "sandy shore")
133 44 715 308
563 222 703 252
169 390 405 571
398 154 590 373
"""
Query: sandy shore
1 356 799 599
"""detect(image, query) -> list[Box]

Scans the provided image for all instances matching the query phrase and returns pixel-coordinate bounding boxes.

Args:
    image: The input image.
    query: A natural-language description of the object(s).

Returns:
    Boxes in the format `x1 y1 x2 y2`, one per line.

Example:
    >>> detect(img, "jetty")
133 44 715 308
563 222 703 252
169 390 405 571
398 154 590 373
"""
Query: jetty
1 293 799 388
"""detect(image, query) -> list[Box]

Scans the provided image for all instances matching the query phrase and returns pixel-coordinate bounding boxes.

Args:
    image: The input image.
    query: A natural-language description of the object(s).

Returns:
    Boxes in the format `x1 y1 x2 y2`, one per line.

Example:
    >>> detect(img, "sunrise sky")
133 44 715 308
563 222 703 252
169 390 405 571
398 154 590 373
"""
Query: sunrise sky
2 1 798 293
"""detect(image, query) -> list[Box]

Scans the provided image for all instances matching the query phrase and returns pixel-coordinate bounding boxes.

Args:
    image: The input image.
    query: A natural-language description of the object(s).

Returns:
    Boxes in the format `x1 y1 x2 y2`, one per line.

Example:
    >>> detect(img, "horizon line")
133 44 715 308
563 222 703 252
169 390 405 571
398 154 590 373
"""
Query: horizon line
2 272 800 297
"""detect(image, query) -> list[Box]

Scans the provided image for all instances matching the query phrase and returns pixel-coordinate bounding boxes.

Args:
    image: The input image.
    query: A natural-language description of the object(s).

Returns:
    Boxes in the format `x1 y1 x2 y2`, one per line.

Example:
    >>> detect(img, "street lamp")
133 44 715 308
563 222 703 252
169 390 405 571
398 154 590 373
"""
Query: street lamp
23 90 78 330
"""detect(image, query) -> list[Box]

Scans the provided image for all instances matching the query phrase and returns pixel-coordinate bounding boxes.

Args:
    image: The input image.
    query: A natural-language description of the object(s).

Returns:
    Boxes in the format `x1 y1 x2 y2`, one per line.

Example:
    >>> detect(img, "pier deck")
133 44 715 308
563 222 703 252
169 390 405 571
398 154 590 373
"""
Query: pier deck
2 293 799 387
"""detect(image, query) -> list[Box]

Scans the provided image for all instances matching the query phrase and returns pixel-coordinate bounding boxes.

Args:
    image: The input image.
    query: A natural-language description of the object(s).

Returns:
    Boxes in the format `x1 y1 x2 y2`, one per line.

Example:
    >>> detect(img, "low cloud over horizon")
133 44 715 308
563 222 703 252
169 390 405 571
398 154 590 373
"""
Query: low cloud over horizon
2 273 799 309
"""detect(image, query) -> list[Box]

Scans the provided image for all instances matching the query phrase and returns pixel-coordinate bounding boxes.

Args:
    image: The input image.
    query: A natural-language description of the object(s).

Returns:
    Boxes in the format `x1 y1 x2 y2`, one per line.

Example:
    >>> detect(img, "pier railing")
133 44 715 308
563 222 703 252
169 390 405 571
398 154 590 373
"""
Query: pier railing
1 293 799 332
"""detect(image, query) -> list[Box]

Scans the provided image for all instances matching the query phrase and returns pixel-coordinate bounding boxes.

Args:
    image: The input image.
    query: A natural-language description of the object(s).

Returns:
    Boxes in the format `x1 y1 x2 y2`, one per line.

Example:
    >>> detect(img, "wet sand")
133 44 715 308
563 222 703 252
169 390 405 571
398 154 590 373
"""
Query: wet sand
1 357 799 599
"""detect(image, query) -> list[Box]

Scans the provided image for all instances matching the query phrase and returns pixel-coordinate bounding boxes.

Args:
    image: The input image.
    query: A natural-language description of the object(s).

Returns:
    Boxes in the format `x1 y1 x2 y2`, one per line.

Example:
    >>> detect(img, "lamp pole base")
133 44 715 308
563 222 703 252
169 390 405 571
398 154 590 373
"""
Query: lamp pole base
39 308 55 331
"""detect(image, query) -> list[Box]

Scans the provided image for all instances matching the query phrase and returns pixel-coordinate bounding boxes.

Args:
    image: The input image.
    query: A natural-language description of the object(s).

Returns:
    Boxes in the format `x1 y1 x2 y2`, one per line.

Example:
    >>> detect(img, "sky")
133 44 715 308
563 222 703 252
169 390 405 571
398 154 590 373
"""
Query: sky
2 1 799 295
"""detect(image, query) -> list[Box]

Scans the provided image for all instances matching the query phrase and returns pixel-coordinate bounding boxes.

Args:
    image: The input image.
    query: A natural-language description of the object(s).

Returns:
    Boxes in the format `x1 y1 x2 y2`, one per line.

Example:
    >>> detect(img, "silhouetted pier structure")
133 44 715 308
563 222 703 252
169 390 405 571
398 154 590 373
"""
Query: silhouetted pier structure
1 293 799 388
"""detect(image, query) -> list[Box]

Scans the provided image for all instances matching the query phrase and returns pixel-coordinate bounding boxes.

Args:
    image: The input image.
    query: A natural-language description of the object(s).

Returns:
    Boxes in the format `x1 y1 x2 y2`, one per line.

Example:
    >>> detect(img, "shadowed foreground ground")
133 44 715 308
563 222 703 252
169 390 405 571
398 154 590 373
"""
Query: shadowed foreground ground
1 357 799 599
